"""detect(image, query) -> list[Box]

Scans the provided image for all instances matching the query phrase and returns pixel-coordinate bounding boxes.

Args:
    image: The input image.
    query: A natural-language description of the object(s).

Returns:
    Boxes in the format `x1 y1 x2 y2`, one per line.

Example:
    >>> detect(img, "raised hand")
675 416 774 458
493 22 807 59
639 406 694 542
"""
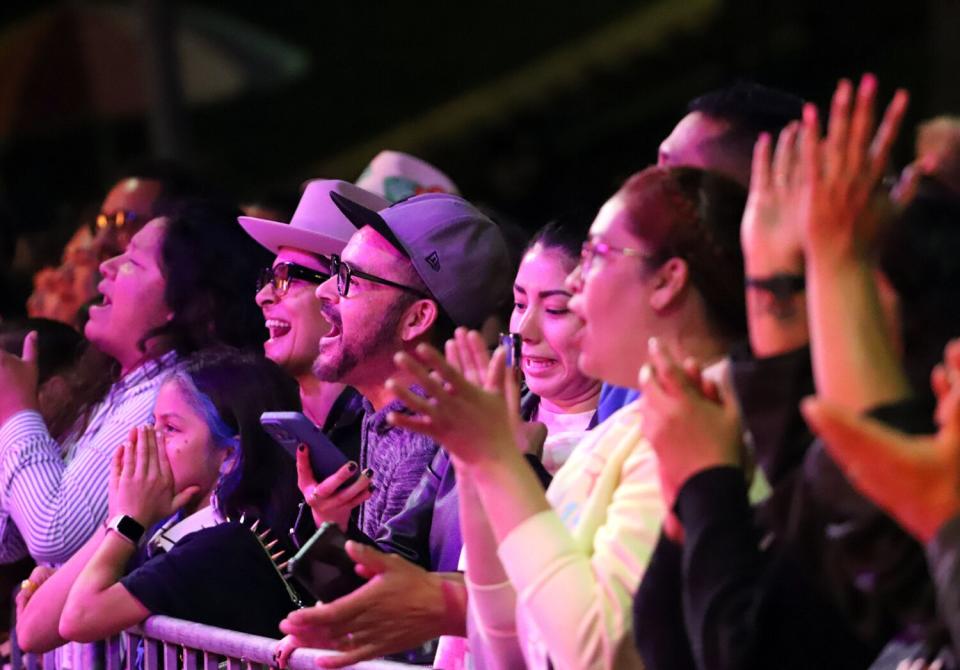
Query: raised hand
108 425 201 528
742 121 805 276
386 341 518 466
296 449 372 531
444 328 547 457
799 74 909 264
637 338 743 512
0 331 40 426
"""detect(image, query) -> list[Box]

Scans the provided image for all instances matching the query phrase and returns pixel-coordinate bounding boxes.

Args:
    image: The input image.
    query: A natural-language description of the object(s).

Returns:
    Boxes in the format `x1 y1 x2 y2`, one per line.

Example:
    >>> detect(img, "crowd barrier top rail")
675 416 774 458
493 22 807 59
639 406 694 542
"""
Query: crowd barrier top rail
19 616 415 670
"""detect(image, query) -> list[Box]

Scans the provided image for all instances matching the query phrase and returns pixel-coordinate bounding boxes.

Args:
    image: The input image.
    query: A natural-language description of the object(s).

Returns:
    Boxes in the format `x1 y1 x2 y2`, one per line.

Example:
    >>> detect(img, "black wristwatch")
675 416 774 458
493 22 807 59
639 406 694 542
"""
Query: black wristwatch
106 514 146 546
744 273 806 299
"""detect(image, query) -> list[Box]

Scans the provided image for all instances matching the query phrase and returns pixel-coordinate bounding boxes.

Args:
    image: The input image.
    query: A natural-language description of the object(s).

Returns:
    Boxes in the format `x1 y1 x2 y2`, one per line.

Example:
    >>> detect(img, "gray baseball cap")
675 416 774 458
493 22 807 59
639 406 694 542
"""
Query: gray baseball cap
329 191 512 328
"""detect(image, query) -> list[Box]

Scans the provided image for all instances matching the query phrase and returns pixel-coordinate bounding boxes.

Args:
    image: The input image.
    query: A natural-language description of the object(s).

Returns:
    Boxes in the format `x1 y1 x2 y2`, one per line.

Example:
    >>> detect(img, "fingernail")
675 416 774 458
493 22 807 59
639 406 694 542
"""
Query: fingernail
368 484 376 493
347 462 358 472
298 444 306 452
362 467 373 479
639 364 651 385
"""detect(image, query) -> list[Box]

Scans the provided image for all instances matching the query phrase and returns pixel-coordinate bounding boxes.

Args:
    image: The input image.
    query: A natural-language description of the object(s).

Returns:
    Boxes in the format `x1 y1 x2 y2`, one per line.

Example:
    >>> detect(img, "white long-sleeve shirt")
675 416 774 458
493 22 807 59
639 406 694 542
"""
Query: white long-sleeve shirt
469 401 660 670
0 353 176 564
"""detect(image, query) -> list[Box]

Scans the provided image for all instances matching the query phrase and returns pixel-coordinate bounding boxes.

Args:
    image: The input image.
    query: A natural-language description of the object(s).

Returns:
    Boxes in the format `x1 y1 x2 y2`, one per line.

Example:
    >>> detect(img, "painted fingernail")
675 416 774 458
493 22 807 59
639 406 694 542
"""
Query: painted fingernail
362 467 374 478
347 462 358 472
368 484 376 493
298 444 306 452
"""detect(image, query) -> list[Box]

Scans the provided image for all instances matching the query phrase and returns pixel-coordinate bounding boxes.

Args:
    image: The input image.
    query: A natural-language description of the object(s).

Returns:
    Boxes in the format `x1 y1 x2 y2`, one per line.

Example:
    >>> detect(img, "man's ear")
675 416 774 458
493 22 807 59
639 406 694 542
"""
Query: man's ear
398 299 439 344
648 257 690 312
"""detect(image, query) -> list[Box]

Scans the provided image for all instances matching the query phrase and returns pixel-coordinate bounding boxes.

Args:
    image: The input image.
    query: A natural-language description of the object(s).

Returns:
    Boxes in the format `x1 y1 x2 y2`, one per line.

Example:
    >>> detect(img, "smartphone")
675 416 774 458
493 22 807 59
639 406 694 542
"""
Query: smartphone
260 411 352 481
500 332 521 369
286 521 366 602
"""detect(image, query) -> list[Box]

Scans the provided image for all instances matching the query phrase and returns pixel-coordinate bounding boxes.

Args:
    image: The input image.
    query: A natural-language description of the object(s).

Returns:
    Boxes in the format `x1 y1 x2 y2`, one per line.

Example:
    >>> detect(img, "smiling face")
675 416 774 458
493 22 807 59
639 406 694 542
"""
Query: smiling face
510 243 599 410
85 218 172 373
154 380 229 505
312 226 416 389
256 248 332 380
568 197 661 388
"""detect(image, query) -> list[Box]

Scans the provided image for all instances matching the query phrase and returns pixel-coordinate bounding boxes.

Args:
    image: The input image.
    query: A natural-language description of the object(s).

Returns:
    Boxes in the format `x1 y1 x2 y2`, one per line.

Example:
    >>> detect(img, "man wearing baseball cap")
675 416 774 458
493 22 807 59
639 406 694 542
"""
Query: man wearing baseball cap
277 191 511 666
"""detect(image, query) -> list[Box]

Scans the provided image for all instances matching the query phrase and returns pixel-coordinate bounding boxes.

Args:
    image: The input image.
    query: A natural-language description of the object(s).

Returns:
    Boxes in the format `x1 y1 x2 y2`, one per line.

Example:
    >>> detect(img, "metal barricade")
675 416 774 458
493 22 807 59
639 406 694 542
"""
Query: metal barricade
17 616 414 670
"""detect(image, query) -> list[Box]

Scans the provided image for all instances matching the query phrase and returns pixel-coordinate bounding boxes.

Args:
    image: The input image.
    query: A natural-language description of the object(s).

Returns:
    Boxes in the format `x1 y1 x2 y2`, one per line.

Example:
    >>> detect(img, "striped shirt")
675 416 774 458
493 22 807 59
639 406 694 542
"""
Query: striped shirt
0 352 177 565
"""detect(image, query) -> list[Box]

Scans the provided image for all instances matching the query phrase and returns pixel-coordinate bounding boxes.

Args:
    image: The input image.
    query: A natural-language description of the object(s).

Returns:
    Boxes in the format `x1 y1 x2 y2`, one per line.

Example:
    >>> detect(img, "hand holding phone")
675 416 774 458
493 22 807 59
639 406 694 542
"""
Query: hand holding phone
500 332 521 369
287 522 367 603
260 411 352 481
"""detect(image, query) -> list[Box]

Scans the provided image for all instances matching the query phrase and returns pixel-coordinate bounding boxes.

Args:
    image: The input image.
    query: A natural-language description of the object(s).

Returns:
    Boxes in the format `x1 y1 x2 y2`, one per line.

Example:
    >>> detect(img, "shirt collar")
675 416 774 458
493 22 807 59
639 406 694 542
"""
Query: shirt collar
147 504 222 555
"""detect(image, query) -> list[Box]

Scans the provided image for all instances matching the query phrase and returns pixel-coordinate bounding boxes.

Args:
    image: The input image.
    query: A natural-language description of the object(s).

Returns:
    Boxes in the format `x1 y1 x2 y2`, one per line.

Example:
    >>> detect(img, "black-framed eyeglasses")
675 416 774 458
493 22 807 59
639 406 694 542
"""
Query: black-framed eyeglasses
256 262 330 297
328 254 430 299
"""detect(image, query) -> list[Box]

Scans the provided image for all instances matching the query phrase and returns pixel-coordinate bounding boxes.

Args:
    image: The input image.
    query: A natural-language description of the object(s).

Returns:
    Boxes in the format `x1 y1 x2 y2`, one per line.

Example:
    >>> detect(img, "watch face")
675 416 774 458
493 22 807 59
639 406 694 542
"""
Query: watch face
114 515 145 542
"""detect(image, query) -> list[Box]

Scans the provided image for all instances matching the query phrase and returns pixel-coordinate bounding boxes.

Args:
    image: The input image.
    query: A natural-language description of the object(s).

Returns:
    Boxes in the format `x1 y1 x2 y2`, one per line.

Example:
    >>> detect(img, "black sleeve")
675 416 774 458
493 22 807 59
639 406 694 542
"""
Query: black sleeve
730 344 816 486
121 523 299 639
633 532 697 670
676 467 877 670
927 515 960 661
373 450 446 569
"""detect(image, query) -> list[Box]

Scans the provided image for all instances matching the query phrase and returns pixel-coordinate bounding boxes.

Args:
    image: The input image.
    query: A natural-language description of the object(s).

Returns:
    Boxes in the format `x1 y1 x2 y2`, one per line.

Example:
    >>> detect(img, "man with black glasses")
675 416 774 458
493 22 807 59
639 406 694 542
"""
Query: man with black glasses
240 179 389 465
274 192 511 668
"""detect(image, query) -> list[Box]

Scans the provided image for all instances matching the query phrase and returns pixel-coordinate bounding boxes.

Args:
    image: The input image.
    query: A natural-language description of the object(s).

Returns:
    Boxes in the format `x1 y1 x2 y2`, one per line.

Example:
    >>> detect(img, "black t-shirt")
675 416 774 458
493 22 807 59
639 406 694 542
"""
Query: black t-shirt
121 522 301 639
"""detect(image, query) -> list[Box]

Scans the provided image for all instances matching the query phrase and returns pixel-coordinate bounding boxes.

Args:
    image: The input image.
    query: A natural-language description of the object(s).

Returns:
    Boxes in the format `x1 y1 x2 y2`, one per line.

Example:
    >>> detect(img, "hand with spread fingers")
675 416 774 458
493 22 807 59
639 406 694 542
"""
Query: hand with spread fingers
801 339 960 544
637 337 743 513
741 121 806 276
0 330 40 427
797 74 909 263
444 327 548 457
276 541 466 669
385 338 518 467
108 425 201 529
295 448 372 532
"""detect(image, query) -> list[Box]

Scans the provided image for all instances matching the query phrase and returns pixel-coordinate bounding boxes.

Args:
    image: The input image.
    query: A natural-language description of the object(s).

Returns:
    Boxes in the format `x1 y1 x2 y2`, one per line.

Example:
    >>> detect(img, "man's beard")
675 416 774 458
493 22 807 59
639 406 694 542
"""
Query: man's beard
312 298 409 384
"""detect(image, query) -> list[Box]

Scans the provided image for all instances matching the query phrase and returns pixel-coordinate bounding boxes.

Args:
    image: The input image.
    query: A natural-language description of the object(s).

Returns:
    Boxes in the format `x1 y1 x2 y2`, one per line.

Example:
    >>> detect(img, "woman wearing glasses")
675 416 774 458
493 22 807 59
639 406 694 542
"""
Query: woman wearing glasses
385 166 748 670
17 349 308 651
242 180 392 534
0 198 270 567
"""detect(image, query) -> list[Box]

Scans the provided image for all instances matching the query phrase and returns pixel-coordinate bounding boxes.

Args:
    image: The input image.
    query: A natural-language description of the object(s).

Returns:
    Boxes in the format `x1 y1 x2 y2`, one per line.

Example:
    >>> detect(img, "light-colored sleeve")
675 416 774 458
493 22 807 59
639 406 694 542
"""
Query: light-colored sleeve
498 439 662 670
0 390 154 563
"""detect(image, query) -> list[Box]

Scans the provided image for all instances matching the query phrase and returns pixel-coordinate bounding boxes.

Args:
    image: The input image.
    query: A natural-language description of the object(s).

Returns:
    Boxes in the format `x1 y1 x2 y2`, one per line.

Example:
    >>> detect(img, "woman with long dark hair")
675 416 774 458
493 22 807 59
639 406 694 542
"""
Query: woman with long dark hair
0 199 272 565
17 349 308 650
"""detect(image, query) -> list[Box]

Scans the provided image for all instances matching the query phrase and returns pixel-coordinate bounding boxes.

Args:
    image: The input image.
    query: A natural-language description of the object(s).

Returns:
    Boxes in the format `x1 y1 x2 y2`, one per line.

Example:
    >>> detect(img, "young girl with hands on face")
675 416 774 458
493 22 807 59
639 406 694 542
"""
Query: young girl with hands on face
17 350 307 652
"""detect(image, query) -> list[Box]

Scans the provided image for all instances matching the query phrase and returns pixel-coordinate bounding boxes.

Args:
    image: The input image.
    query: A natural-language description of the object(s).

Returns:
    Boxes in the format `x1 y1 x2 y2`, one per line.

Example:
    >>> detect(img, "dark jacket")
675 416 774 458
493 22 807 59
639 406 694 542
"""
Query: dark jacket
633 346 942 670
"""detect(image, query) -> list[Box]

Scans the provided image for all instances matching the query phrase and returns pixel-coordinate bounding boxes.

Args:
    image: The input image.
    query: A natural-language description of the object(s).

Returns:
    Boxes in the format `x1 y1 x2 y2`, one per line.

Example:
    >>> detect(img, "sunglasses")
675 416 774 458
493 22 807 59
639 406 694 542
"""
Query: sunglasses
256 262 330 297
328 254 430 299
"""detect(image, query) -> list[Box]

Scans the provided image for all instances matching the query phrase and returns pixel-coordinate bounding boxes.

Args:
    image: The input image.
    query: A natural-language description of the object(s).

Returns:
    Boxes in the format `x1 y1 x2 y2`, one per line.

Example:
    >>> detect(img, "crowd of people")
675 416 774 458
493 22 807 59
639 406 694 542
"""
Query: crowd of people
0 74 959 670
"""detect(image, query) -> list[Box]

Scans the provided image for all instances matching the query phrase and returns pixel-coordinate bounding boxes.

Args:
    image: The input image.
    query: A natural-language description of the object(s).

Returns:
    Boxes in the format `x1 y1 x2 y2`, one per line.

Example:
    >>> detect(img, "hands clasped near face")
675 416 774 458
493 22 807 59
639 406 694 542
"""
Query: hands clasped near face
108 425 201 529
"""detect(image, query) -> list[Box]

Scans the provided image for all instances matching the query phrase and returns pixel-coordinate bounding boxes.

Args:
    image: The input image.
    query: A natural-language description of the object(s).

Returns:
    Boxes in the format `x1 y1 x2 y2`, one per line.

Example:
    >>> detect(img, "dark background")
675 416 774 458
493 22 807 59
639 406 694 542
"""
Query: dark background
1 0 958 305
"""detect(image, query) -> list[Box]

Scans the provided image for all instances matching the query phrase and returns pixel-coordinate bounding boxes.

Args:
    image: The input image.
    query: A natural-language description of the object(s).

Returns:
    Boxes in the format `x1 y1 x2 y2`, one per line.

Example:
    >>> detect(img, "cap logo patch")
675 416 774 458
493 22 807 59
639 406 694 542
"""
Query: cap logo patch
425 251 441 272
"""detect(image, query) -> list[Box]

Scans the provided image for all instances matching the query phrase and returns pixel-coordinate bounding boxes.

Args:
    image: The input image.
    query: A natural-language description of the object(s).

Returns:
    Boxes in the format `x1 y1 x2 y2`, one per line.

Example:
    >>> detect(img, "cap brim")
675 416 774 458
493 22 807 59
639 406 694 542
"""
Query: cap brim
238 216 351 257
328 191 411 258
